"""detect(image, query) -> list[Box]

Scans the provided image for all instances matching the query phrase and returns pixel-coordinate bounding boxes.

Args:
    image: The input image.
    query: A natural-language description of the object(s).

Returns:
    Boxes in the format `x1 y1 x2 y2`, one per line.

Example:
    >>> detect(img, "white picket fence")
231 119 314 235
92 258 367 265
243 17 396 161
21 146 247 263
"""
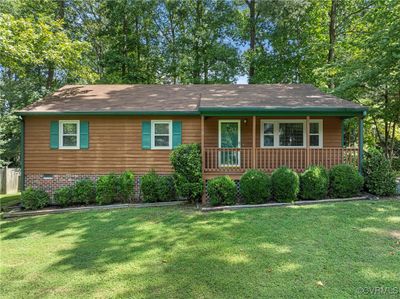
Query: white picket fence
0 167 21 194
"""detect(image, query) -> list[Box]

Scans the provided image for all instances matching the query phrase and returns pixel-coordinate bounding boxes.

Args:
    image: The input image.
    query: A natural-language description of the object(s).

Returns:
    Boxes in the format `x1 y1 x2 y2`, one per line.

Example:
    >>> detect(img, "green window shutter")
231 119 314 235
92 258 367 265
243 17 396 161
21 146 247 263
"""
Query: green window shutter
80 121 89 149
50 121 59 149
172 121 182 149
142 121 151 149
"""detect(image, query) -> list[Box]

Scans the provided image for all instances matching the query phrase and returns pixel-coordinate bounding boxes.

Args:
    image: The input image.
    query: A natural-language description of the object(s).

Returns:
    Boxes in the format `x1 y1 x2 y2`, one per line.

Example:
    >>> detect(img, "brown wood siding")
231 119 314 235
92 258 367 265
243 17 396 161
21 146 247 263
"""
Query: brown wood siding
25 115 342 175
24 116 201 174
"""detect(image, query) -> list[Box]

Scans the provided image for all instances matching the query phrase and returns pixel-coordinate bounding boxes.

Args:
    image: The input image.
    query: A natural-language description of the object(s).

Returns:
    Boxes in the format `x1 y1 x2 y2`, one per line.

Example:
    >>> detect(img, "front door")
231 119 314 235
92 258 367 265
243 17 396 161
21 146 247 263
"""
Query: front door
219 120 241 167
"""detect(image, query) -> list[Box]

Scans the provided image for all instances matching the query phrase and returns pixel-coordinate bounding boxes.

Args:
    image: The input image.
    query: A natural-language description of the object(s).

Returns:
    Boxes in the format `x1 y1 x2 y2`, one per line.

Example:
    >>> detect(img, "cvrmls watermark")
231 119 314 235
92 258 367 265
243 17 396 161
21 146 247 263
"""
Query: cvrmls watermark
357 287 399 295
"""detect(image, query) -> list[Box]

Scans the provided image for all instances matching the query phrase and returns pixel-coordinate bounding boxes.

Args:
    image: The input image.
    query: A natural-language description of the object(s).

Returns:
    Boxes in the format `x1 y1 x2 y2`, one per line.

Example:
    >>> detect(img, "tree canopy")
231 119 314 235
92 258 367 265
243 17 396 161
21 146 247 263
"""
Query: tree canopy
1 0 399 165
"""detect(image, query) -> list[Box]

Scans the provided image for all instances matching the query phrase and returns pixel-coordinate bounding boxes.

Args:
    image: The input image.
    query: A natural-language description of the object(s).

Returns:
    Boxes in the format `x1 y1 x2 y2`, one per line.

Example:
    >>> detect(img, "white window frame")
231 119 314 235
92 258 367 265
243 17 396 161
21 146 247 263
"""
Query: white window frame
59 120 80 149
260 119 323 148
309 119 323 148
151 120 172 150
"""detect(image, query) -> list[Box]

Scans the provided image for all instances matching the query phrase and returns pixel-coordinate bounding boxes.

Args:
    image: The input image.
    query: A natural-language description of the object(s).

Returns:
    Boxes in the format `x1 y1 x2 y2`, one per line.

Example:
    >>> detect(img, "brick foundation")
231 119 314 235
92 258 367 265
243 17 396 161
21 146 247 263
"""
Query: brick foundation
25 174 142 200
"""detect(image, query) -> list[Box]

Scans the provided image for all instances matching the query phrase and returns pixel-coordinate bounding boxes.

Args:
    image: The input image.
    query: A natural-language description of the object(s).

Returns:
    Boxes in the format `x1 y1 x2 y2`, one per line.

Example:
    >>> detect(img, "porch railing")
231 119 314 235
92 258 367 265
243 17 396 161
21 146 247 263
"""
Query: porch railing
203 147 358 173
204 147 253 172
310 147 358 169
256 148 307 173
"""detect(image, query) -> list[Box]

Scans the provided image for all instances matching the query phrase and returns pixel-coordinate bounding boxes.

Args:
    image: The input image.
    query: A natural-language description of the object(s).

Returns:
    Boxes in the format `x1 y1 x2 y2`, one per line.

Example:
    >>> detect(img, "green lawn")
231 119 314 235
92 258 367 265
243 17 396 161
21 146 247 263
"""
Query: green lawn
1 200 399 298
0 193 20 211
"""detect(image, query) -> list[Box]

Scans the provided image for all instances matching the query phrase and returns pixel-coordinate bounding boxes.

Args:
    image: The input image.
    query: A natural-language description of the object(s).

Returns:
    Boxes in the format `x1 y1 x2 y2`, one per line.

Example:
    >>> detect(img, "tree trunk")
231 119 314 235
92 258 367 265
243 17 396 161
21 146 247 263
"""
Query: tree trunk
193 0 203 84
46 1 65 89
247 0 256 83
328 0 337 89
168 9 177 84
57 0 65 20
46 65 54 89
383 88 389 157
122 14 128 79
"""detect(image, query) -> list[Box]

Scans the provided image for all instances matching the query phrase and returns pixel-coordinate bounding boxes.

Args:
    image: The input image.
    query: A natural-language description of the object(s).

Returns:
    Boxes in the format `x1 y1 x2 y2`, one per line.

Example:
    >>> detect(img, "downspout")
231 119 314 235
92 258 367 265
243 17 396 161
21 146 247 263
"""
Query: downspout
20 116 25 191
341 118 345 148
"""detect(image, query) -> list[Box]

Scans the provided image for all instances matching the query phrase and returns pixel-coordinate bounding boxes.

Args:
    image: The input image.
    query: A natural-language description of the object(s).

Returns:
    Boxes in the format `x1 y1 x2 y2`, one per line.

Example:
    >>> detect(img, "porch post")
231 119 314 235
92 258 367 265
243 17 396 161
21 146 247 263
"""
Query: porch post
252 115 256 168
358 115 364 174
201 115 207 205
306 116 310 168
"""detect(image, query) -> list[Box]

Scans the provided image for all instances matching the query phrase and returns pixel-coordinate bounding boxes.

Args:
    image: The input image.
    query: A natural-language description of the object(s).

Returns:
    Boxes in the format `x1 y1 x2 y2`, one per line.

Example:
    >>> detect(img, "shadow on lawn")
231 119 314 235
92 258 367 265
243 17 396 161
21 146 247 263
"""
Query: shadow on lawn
1 201 400 298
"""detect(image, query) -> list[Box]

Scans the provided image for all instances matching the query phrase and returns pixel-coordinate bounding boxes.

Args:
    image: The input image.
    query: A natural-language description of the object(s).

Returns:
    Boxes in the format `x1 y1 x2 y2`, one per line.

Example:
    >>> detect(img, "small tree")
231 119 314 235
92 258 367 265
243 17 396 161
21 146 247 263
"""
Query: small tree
363 149 396 196
170 144 203 202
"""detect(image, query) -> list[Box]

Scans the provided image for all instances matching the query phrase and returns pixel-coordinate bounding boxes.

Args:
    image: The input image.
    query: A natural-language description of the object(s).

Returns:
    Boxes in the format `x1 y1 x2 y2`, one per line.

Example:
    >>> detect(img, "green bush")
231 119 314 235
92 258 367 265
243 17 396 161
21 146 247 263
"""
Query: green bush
329 164 364 198
300 166 329 200
140 170 160 203
271 167 299 202
240 169 271 204
170 144 203 202
73 179 96 205
207 176 236 206
363 150 396 196
96 173 120 205
54 186 74 207
118 171 135 202
391 157 400 172
96 171 135 205
21 187 49 210
158 175 176 202
140 171 176 203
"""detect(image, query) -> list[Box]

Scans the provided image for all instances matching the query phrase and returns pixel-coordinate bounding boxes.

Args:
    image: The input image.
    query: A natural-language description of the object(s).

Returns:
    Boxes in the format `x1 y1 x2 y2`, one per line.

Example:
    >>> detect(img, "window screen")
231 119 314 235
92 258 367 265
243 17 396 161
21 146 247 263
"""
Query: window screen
279 123 304 147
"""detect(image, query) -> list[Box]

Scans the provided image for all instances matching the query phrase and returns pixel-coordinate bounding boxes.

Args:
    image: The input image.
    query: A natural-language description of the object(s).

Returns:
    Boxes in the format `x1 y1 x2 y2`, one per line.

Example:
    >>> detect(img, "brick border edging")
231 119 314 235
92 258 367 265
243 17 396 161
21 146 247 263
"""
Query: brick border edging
200 196 375 212
2 201 187 219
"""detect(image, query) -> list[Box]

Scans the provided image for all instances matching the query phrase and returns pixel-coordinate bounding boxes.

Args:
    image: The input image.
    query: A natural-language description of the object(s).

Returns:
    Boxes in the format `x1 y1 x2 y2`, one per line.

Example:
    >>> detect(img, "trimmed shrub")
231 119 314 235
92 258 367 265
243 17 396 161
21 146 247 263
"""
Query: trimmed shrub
271 167 299 202
141 171 176 203
73 179 96 205
363 150 396 196
141 170 160 203
207 176 236 206
329 164 364 198
170 144 203 202
21 187 49 210
158 175 176 202
240 169 271 204
118 171 135 202
96 171 135 205
300 166 329 200
54 186 74 207
96 173 120 205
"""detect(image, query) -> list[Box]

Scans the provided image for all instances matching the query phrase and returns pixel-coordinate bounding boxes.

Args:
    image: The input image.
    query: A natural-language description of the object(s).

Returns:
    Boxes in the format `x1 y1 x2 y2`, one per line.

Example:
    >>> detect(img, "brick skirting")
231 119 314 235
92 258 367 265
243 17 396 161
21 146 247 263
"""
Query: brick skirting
25 174 141 200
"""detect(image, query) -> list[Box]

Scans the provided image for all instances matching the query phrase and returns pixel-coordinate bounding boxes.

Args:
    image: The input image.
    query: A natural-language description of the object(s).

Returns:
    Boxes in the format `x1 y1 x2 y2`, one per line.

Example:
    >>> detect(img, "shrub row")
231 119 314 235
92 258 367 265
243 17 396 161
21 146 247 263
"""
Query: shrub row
207 164 365 206
54 179 97 207
21 171 135 210
54 171 136 207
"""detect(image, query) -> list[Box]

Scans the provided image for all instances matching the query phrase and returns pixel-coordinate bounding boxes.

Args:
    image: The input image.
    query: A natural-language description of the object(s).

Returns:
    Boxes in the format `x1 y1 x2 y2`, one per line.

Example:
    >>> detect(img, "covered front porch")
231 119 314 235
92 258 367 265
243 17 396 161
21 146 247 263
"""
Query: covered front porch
200 114 364 179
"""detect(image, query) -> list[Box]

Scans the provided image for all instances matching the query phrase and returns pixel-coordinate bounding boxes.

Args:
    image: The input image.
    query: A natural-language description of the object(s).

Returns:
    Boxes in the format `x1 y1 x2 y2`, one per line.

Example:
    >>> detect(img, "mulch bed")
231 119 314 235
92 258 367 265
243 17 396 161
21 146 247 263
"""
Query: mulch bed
2 201 187 219
201 195 381 212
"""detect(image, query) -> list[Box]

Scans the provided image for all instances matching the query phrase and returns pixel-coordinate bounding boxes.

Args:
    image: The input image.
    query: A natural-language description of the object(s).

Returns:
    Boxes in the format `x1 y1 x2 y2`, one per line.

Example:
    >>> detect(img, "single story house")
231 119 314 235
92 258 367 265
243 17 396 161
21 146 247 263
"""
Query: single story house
17 84 367 203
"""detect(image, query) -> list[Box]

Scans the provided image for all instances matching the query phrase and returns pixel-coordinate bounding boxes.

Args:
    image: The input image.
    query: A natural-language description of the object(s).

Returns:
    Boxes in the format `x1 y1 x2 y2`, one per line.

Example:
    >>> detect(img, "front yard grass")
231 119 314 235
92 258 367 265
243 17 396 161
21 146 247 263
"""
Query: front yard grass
1 199 399 298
